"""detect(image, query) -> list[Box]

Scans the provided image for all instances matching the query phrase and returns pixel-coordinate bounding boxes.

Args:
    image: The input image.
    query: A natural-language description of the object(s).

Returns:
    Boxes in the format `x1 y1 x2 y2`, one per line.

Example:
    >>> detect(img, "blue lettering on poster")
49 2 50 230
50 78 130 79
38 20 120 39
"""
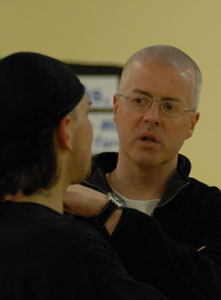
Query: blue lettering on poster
94 136 119 149
87 88 111 107
101 120 116 131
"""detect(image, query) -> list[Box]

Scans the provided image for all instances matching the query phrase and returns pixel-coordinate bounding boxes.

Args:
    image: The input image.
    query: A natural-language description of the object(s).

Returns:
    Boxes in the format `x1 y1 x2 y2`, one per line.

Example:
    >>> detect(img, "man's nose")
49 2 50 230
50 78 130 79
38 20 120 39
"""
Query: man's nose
142 101 161 125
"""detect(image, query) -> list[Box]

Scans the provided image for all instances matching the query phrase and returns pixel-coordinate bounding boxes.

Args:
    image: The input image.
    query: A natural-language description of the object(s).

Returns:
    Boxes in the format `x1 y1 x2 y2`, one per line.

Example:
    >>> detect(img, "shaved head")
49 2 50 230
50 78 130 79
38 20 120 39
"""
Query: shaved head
119 45 202 108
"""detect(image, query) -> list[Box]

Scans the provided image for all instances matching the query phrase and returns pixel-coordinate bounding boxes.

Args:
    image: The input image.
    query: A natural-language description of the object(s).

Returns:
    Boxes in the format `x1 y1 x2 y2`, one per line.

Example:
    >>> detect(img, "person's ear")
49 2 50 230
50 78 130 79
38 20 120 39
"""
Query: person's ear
54 116 73 151
186 112 200 139
113 94 119 123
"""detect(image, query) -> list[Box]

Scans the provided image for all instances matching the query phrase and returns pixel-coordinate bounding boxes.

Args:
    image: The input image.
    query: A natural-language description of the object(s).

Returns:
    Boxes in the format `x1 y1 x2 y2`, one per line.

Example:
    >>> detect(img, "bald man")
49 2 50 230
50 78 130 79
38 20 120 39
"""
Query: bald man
65 45 221 300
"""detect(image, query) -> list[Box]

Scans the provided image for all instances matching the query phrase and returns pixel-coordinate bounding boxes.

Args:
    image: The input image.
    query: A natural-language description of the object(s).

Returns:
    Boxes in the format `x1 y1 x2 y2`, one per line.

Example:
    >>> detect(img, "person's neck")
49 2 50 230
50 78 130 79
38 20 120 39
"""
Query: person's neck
107 153 177 200
5 183 66 214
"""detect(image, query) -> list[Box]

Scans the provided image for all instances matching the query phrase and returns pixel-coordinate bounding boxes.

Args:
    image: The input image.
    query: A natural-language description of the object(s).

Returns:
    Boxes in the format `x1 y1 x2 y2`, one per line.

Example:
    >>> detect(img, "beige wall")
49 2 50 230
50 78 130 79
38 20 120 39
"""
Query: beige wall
0 0 220 187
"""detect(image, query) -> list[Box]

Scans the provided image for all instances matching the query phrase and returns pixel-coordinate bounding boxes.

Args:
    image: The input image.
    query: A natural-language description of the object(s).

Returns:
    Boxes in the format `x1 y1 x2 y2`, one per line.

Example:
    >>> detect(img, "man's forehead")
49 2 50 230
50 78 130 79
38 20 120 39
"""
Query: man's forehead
125 57 195 86
121 58 195 103
130 57 192 72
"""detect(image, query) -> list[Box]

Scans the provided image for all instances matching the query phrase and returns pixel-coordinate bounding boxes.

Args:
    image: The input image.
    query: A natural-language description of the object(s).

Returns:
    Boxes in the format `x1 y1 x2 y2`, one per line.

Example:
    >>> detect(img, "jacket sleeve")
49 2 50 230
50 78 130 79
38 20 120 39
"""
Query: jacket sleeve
74 221 168 300
108 206 221 300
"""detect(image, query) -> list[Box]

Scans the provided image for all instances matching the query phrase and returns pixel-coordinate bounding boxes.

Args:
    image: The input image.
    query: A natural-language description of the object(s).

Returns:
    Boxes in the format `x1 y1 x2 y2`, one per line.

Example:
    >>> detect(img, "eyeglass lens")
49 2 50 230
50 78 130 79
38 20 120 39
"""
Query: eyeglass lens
129 96 185 117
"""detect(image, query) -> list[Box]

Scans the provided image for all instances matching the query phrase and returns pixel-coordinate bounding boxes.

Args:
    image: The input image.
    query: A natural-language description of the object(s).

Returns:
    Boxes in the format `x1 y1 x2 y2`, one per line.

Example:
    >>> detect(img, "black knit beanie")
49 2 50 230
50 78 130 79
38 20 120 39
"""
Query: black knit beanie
0 52 85 172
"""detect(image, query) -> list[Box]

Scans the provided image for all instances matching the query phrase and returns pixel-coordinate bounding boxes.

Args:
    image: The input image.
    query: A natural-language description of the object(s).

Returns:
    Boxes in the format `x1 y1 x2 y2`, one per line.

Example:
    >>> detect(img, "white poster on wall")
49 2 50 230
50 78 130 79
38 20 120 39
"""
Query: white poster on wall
79 74 120 154
88 112 119 154
79 74 118 109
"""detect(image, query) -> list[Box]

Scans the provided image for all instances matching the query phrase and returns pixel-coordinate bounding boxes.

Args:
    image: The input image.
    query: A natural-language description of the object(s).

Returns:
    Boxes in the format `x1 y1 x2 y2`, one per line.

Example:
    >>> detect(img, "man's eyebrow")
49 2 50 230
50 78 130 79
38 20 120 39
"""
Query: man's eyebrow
87 99 92 106
132 88 153 98
132 88 181 102
87 100 93 112
161 96 181 102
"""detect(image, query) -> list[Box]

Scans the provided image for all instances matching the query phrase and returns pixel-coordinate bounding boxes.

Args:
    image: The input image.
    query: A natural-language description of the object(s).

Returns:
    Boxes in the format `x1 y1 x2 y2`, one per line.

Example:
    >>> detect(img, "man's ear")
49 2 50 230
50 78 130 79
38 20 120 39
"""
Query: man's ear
186 112 200 139
54 116 73 151
113 94 119 123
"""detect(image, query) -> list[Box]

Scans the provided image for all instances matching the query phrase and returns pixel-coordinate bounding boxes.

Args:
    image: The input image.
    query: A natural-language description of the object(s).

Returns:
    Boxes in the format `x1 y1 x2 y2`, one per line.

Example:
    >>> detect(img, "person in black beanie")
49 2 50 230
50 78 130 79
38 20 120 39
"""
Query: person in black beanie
0 52 167 300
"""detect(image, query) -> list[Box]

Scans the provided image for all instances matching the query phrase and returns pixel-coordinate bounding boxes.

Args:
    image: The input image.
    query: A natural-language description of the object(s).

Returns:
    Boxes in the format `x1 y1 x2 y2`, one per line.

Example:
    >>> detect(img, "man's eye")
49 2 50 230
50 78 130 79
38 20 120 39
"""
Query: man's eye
165 102 174 111
135 98 142 104
132 97 146 106
163 101 182 115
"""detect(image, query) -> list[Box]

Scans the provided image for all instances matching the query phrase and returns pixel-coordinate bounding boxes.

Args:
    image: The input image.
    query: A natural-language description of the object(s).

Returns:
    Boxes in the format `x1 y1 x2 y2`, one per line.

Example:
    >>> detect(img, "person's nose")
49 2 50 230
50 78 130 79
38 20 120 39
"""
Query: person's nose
142 100 161 125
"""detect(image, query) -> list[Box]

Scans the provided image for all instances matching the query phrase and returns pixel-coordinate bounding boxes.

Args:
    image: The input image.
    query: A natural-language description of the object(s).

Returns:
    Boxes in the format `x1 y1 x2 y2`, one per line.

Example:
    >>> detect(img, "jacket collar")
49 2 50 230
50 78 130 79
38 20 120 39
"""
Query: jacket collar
86 152 191 205
159 154 191 207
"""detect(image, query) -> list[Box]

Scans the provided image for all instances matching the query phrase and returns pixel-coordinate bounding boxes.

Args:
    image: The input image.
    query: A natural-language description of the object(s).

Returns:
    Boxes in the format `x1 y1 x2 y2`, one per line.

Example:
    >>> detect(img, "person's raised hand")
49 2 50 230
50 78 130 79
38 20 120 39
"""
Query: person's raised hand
64 184 108 217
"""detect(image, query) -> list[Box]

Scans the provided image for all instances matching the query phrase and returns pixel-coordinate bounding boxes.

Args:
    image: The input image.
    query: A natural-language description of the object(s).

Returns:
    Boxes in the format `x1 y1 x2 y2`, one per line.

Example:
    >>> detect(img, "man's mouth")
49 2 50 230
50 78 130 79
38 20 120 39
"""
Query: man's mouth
141 136 156 142
139 133 159 143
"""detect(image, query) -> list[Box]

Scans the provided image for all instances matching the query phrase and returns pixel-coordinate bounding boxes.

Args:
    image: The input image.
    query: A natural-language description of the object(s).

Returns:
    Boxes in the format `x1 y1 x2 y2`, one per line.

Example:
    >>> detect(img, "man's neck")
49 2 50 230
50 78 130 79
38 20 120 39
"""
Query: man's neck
107 154 177 201
4 183 66 214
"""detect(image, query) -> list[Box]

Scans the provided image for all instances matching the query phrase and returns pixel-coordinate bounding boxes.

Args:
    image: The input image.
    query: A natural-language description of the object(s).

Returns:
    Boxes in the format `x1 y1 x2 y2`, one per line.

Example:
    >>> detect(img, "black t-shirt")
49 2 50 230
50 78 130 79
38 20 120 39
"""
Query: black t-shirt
0 201 166 300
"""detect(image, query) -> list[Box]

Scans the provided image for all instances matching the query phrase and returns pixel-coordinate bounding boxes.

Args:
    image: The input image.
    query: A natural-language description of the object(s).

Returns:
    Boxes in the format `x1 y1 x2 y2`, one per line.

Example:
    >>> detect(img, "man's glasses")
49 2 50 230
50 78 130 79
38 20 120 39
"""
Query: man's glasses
117 93 196 118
